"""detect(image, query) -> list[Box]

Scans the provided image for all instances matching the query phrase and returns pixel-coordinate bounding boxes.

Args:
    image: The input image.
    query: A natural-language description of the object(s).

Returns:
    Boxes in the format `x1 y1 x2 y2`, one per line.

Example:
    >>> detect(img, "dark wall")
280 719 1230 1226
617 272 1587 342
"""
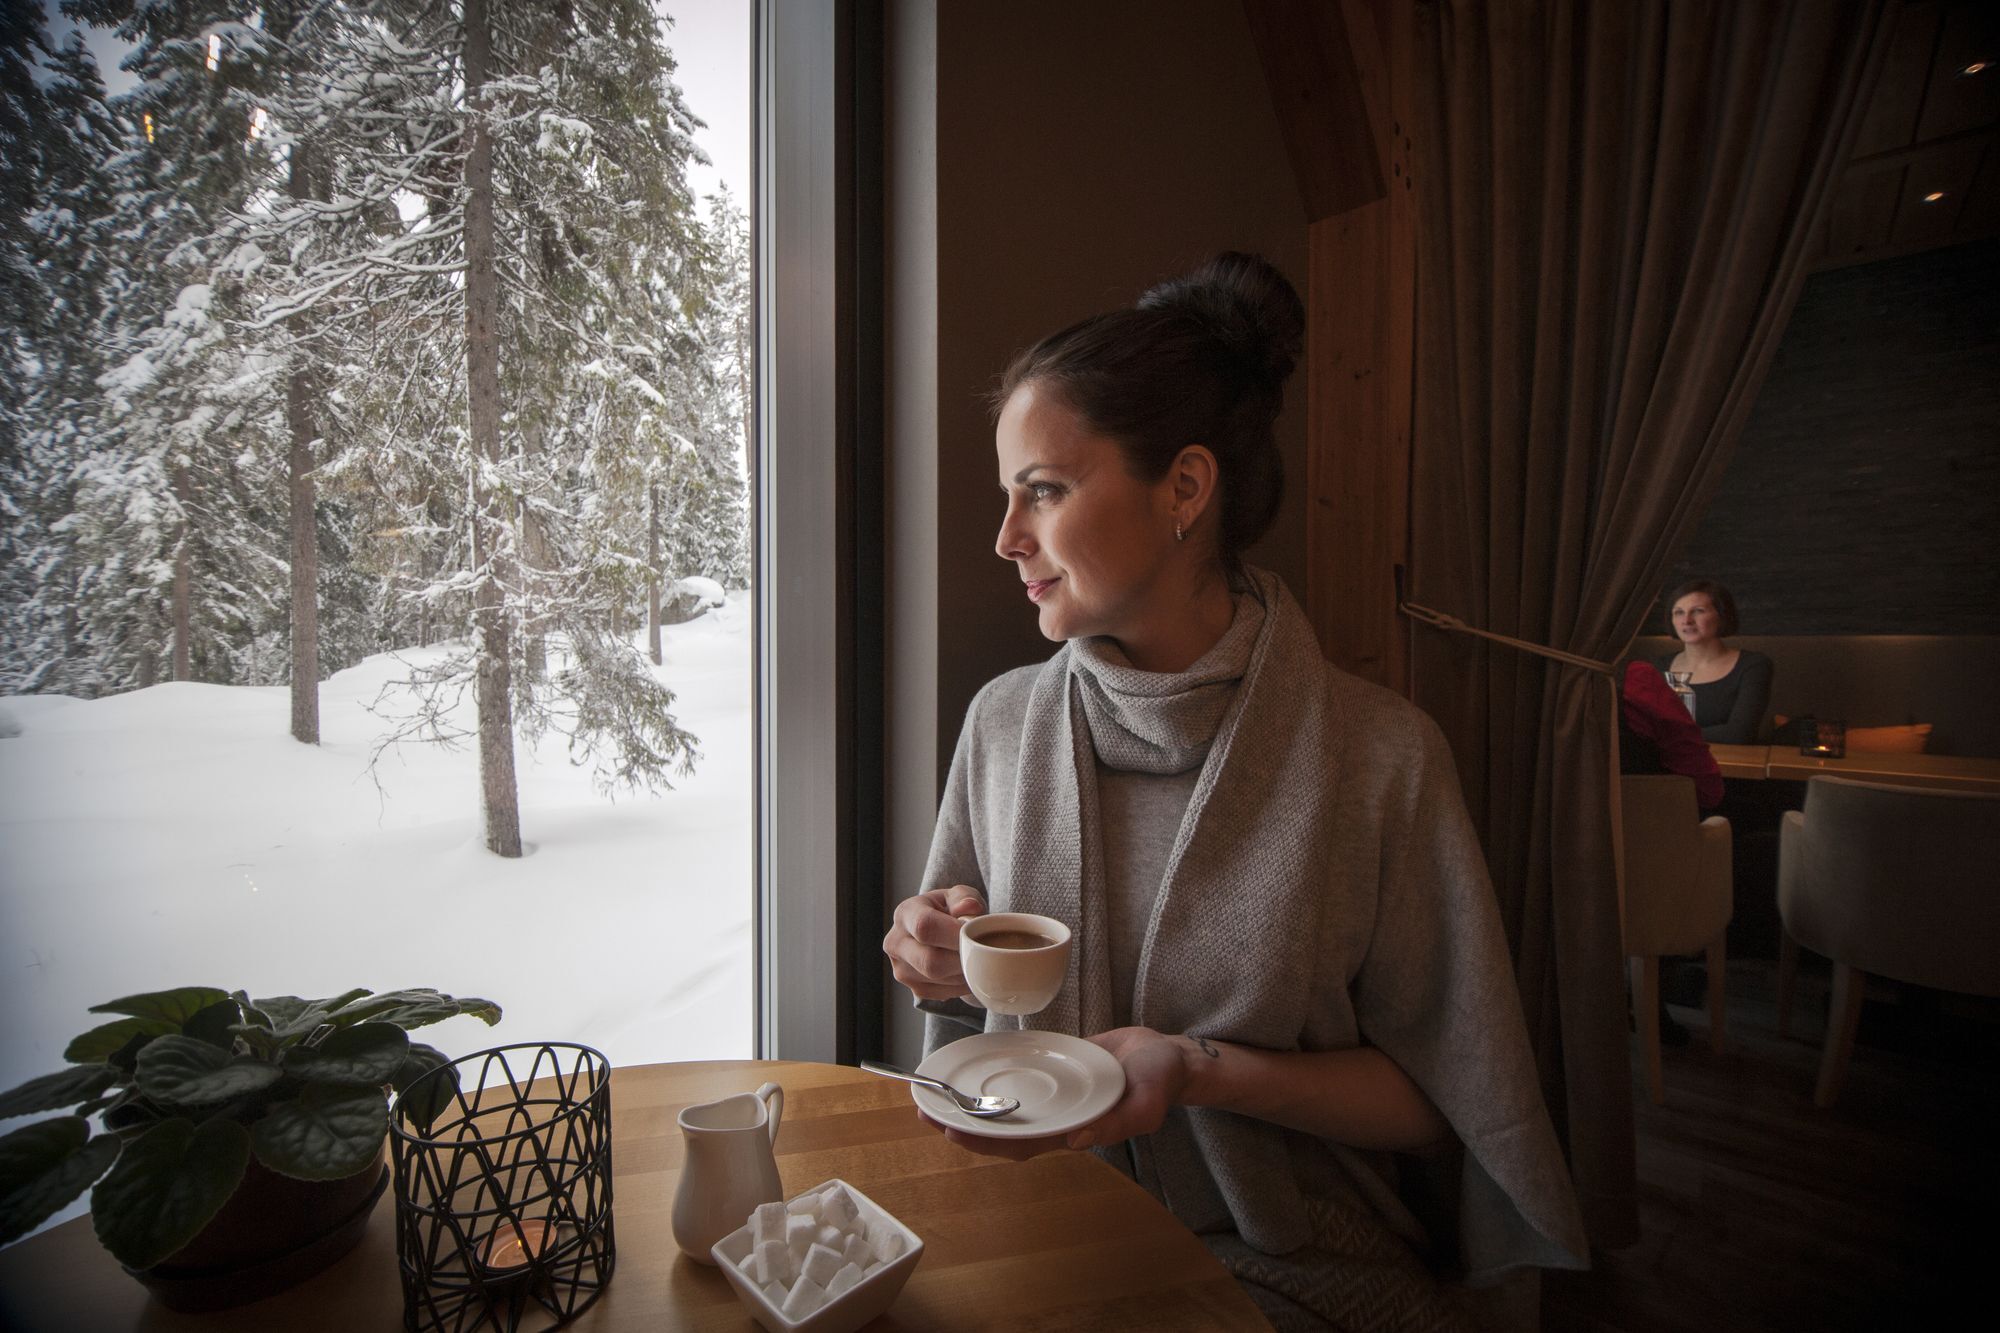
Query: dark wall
1662 240 2000 634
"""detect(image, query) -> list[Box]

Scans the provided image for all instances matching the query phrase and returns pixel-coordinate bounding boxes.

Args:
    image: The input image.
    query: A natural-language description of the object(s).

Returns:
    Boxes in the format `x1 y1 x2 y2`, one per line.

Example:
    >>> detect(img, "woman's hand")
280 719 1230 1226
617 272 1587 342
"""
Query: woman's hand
1067 1027 1191 1150
883 884 986 1001
915 1026 1194 1161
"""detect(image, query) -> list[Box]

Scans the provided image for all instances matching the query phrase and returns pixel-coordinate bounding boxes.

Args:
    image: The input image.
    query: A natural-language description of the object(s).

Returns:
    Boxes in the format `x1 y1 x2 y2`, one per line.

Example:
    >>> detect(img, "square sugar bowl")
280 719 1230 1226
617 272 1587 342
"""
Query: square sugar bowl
711 1179 924 1333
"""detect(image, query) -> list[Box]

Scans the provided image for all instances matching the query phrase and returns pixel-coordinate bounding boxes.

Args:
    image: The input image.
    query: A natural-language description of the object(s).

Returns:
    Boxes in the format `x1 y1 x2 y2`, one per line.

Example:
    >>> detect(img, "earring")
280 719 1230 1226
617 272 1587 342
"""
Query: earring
1174 519 1185 543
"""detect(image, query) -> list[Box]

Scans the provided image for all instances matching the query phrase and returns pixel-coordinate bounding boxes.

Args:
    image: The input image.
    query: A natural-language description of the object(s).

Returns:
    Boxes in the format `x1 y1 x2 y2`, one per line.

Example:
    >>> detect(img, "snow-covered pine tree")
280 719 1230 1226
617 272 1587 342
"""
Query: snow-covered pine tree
249 0 711 853
0 17 122 694
63 0 294 691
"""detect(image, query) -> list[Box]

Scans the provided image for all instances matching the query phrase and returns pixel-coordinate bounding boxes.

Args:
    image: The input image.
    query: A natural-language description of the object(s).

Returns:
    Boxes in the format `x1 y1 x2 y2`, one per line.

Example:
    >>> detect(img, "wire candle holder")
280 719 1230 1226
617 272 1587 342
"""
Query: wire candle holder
390 1043 614 1332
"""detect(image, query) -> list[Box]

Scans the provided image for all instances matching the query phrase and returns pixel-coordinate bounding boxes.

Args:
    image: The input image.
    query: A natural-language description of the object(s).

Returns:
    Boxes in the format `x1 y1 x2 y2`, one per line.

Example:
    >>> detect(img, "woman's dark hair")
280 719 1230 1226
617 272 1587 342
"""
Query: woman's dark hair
989 252 1304 566
1665 579 1740 638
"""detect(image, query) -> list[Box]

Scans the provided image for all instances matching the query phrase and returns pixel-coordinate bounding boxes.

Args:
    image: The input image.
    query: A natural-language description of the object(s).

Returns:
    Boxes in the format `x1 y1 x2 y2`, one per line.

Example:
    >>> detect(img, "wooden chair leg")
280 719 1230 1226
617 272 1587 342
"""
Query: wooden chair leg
1631 955 1664 1106
1705 934 1727 1055
1777 930 1799 1038
1815 963 1868 1109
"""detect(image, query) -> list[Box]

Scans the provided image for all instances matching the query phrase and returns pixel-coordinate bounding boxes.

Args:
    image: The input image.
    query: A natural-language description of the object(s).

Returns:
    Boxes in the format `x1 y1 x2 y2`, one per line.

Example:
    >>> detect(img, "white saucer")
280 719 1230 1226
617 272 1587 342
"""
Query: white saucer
911 1030 1125 1139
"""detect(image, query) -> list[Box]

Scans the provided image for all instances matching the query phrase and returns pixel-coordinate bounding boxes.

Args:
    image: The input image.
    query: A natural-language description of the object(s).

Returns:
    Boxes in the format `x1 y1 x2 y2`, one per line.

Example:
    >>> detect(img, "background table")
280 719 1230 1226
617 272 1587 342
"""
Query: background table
0 1060 1267 1331
1705 743 2000 793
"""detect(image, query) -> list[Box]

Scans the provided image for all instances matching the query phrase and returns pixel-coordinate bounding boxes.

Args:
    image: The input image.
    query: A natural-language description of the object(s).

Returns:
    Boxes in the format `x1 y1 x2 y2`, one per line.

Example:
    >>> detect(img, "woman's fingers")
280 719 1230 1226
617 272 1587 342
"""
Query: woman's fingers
882 886 986 996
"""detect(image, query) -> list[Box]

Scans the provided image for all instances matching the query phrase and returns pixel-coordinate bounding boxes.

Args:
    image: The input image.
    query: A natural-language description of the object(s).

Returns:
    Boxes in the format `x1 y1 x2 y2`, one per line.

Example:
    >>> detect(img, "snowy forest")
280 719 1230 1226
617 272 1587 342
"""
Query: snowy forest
0 0 753 857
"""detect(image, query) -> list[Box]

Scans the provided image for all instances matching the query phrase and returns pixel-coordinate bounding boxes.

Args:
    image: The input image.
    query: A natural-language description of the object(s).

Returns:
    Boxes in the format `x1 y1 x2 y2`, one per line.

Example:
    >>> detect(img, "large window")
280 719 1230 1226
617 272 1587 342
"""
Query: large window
0 0 757 1240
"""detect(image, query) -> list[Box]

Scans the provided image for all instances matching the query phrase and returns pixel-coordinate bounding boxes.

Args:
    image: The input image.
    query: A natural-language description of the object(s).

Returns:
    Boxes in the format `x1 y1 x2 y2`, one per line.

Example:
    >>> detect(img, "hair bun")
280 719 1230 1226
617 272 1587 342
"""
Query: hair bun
1136 252 1304 394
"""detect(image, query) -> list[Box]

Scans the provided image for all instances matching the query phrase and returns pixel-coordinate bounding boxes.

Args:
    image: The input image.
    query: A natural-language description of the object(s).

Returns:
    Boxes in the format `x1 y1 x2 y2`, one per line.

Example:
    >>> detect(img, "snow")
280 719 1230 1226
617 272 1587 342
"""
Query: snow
0 599 751 1241
678 576 726 607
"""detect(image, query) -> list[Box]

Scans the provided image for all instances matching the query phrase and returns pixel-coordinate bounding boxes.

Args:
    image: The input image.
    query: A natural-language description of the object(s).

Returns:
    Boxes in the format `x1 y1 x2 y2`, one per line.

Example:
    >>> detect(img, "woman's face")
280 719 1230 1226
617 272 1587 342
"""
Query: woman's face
993 382 1181 645
1672 593 1722 647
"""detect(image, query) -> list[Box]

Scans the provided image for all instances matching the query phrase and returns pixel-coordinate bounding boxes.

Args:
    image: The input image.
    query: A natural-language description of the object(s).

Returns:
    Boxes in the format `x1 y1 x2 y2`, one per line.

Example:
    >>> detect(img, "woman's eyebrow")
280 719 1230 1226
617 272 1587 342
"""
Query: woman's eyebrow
1012 463 1052 484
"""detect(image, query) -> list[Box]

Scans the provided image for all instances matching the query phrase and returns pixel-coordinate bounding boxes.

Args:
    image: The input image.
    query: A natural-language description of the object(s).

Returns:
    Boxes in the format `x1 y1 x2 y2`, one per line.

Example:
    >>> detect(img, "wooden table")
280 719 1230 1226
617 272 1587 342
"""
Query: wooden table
1705 743 2000 793
1707 743 1771 779
0 1061 1267 1331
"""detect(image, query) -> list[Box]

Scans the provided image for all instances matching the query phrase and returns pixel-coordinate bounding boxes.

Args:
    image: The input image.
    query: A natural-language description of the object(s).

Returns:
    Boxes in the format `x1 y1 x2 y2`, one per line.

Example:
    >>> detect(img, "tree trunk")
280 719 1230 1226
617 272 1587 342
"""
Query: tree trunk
520 416 549 681
646 481 662 664
287 143 322 745
464 0 521 858
171 464 192 681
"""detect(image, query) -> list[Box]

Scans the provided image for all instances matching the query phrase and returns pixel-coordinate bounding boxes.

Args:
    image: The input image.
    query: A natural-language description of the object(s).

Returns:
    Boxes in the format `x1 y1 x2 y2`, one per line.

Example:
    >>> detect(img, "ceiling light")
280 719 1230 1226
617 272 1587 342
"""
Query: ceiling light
1923 191 1947 203
207 34 221 71
1963 61 1988 76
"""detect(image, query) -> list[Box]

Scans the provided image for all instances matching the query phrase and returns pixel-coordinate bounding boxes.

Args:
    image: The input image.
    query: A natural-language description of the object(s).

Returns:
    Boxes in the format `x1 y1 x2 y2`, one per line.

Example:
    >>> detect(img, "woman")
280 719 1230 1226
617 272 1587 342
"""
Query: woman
882 254 1586 1330
1652 580 1773 745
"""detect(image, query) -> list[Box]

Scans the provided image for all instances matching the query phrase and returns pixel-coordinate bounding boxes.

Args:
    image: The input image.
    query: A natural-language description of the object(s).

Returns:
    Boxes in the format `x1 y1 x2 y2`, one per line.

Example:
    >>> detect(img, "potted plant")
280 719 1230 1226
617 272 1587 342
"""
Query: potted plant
0 984 499 1310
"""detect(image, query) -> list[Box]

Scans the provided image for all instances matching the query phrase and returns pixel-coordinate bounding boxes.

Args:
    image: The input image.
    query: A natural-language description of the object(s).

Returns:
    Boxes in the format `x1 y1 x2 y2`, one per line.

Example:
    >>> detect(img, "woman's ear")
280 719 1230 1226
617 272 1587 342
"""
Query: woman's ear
1172 445 1221 525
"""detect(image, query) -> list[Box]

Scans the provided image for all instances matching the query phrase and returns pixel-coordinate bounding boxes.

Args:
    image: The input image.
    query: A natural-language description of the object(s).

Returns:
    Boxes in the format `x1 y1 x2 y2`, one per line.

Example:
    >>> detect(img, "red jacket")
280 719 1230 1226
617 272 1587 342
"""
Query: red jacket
1621 661 1724 811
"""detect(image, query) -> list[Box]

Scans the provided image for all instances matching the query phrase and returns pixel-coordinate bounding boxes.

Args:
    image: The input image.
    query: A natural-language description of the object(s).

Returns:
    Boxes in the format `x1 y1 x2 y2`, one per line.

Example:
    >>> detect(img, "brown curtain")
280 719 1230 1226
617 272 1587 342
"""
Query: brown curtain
1406 0 1889 1247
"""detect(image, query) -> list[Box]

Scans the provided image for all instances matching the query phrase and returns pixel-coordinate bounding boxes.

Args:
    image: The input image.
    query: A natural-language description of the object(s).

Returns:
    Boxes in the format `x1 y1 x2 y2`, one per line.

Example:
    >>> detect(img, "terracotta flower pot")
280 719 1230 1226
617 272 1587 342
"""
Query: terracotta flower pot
126 1151 389 1313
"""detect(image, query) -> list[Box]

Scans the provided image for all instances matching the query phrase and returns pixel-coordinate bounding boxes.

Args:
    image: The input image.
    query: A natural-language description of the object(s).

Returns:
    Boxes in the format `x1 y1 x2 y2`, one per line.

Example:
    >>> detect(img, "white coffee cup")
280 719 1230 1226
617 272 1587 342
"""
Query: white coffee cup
958 912 1072 1016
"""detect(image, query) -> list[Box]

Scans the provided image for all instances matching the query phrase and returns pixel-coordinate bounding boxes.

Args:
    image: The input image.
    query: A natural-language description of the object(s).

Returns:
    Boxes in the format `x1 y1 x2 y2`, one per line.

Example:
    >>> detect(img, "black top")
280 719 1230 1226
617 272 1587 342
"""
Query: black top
1650 649 1774 745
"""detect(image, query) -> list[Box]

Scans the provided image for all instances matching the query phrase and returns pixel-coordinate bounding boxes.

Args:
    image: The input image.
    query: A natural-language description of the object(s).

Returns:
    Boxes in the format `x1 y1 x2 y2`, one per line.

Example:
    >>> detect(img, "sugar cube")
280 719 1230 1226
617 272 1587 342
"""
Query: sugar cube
827 1262 865 1298
820 1185 859 1230
874 1229 905 1263
752 1238 792 1286
786 1191 822 1218
751 1201 788 1248
840 1232 874 1269
785 1213 815 1256
800 1241 844 1287
815 1222 842 1248
864 1259 883 1276
760 1279 786 1305
781 1276 828 1320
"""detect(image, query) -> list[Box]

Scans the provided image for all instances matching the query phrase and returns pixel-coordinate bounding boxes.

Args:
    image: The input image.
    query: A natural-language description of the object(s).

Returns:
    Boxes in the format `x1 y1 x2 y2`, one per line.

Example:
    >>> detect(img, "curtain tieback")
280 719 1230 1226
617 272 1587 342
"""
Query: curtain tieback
1397 600 1618 676
1398 598 1634 948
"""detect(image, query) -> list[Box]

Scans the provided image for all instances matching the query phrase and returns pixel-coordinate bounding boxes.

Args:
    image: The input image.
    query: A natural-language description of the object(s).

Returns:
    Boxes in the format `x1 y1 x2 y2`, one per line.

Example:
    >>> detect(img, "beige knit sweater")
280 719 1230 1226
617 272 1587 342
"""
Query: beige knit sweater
915 575 1587 1322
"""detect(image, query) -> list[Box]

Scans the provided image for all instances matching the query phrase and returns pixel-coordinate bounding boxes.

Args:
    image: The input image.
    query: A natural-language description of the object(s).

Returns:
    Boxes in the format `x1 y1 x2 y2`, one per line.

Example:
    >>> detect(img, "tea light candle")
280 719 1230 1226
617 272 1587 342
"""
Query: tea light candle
480 1218 555 1272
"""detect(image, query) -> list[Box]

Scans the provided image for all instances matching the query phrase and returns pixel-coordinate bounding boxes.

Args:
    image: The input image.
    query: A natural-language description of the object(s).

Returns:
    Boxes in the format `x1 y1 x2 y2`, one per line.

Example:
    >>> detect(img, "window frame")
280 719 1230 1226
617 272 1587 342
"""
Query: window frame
753 0 886 1063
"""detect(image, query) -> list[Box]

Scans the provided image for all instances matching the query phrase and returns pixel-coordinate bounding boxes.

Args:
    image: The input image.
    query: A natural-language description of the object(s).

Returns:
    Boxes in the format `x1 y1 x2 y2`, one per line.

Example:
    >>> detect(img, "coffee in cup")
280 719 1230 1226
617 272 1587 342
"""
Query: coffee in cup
958 912 1071 1016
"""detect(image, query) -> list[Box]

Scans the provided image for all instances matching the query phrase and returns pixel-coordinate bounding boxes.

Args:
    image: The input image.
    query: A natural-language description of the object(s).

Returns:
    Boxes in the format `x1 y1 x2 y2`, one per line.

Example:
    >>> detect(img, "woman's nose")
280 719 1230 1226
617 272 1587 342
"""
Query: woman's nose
995 502 1032 561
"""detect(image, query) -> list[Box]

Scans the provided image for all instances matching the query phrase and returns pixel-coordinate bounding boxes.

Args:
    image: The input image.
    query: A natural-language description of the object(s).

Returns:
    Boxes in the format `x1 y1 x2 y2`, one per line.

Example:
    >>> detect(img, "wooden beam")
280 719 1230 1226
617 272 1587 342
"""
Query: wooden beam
1243 0 1388 222
1305 0 1414 690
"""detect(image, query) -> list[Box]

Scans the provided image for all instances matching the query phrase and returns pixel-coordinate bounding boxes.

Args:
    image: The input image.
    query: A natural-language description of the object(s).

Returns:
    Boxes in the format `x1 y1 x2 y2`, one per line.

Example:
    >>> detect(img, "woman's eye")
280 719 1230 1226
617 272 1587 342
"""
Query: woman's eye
1030 483 1061 502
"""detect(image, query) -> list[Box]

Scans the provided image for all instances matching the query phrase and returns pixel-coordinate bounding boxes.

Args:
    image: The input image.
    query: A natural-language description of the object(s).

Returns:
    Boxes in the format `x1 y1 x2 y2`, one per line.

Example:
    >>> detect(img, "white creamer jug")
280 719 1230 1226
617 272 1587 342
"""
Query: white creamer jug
670 1081 784 1263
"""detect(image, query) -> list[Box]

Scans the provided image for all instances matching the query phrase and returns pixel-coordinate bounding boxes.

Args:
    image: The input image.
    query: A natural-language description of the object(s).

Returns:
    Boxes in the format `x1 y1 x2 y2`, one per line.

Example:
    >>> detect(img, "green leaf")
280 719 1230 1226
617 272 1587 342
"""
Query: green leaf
237 989 374 1045
65 1017 174 1064
390 1043 458 1134
284 1023 408 1085
250 1084 389 1181
324 989 502 1032
180 999 242 1051
0 1118 122 1247
0 1066 119 1120
90 1118 250 1270
236 995 322 1038
134 1038 282 1107
89 988 231 1028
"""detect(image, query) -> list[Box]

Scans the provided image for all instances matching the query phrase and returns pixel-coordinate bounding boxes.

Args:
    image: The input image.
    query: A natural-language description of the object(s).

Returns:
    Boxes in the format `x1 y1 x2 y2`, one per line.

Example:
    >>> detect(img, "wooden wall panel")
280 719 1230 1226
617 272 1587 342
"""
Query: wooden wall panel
1303 0 1415 690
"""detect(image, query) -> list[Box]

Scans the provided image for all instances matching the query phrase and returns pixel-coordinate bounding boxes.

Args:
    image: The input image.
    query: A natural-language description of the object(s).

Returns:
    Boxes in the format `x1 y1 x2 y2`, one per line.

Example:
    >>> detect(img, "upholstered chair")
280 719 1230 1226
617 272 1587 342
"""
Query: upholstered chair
1619 775 1732 1105
1777 776 2000 1108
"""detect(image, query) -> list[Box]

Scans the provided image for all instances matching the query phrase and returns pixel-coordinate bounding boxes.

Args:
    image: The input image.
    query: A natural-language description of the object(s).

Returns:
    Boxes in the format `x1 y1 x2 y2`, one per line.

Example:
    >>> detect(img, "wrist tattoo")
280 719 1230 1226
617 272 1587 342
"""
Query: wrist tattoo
1189 1035 1222 1059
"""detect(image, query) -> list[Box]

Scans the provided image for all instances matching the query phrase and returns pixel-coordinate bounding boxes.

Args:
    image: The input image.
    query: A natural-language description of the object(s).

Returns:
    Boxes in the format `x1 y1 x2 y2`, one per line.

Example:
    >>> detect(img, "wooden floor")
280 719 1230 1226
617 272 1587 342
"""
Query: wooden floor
1544 956 2000 1332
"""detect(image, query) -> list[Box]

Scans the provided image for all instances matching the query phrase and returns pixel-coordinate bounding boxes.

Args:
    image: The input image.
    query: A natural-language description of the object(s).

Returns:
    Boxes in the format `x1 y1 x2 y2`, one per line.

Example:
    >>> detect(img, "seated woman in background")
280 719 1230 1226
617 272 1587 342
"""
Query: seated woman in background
1620 661 1723 813
1653 579 1773 745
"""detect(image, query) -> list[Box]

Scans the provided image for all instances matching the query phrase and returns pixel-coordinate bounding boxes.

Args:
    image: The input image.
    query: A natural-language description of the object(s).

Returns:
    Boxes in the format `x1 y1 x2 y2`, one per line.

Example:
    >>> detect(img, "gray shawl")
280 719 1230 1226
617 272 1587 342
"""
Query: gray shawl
918 569 1587 1290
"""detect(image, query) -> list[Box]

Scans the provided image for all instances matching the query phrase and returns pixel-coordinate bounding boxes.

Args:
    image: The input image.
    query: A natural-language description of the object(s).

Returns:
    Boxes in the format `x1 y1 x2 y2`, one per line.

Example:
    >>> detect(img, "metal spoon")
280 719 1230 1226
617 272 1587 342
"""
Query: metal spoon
858 1061 1020 1118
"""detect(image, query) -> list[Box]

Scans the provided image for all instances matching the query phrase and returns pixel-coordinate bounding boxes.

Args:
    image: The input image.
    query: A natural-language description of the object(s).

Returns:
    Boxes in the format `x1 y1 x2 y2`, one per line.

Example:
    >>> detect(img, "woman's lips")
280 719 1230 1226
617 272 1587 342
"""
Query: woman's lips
1025 578 1059 603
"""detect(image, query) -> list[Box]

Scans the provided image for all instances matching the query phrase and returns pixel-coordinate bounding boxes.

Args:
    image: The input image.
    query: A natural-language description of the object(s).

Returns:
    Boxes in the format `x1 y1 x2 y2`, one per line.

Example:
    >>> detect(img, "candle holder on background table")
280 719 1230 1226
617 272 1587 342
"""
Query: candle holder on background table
1800 717 1846 758
390 1043 614 1332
